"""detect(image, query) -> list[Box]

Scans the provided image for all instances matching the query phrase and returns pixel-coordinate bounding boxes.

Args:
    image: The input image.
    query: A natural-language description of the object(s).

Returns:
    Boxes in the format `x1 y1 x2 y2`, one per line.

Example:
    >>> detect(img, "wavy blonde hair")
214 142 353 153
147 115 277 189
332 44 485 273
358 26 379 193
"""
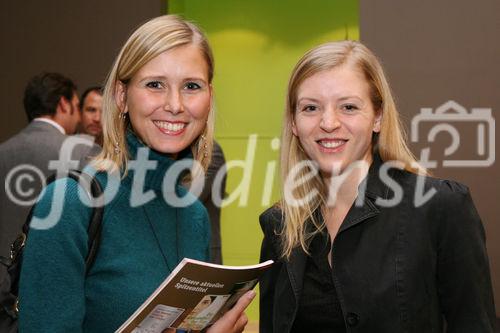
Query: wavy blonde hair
280 40 423 258
93 15 215 177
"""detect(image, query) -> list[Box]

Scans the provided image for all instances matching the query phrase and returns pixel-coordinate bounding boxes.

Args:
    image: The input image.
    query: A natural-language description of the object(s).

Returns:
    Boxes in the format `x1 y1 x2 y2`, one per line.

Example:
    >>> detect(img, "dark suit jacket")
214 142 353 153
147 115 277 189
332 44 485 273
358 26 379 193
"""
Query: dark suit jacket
0 120 99 257
259 156 496 332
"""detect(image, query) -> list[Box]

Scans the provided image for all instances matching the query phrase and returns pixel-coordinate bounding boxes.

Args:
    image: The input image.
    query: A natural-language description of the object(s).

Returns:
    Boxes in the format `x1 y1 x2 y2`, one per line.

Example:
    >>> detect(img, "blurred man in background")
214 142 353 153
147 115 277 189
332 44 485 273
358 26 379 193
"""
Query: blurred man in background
0 72 99 257
78 86 103 146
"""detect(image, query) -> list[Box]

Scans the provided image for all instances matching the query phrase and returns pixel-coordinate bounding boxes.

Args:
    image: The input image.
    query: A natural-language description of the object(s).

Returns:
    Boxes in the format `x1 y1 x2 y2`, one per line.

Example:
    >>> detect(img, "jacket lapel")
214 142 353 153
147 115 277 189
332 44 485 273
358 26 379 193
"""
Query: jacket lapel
283 208 322 303
285 244 308 302
278 245 307 333
338 197 380 233
284 190 383 301
339 153 389 233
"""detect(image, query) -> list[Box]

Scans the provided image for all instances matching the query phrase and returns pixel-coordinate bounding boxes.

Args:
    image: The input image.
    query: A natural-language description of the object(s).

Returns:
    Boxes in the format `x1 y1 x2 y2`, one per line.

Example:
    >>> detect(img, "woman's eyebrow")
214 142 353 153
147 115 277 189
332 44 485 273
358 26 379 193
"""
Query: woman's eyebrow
297 97 321 104
337 95 363 102
137 75 208 83
136 75 167 83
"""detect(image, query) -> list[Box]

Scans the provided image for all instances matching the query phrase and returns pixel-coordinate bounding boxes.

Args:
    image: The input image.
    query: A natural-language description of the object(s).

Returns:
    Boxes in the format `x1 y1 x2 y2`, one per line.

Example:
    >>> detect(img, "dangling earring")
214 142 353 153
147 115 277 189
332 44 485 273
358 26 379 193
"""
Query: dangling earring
200 135 209 158
114 141 121 154
119 111 127 120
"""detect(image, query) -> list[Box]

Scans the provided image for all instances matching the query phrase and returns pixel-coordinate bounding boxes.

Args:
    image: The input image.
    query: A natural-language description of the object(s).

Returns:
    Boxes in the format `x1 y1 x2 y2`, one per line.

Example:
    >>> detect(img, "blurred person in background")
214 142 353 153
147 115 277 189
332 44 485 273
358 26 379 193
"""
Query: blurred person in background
0 72 98 258
78 86 103 146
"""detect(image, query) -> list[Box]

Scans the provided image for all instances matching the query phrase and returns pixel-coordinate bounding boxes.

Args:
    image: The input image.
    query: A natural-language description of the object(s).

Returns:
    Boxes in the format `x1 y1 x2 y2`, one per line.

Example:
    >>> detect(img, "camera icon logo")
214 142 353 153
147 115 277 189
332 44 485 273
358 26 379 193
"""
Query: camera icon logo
411 100 495 168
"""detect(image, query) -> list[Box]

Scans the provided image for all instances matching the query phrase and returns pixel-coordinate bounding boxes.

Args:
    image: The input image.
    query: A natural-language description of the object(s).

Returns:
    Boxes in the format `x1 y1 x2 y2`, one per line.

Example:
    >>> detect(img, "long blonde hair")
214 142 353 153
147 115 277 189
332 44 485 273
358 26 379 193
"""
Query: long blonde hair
280 40 422 258
93 15 215 176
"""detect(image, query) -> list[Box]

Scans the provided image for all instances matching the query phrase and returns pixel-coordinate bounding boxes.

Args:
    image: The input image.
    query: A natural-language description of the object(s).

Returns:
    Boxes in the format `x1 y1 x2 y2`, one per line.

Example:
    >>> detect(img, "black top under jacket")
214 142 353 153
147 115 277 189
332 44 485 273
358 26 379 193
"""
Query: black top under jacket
290 229 346 332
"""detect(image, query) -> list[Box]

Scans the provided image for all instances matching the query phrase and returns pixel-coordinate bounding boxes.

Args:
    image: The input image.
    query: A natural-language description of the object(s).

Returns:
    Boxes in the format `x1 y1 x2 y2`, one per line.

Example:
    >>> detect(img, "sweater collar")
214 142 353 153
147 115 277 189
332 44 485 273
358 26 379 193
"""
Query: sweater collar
124 131 193 191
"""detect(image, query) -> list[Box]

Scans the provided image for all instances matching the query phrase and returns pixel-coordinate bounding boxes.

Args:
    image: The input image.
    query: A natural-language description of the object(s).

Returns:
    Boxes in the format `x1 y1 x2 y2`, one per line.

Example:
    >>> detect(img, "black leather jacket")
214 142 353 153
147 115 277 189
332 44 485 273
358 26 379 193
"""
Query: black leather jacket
259 157 496 332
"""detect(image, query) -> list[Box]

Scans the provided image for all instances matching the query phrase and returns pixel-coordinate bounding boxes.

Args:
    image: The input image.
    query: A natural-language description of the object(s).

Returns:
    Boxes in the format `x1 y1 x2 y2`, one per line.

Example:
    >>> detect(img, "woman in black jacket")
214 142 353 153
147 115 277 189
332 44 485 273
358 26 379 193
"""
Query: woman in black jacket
259 40 496 332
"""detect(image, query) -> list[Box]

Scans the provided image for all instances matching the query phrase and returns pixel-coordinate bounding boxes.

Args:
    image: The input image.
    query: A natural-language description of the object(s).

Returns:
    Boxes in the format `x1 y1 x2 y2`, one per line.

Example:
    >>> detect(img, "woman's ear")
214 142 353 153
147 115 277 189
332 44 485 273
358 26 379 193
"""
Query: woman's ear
115 81 128 114
373 109 382 133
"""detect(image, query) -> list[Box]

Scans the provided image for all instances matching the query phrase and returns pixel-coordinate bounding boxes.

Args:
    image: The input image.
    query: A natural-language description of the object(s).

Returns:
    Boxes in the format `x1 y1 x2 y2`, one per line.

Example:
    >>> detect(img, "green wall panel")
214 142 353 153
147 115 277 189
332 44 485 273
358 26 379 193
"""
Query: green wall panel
168 0 359 324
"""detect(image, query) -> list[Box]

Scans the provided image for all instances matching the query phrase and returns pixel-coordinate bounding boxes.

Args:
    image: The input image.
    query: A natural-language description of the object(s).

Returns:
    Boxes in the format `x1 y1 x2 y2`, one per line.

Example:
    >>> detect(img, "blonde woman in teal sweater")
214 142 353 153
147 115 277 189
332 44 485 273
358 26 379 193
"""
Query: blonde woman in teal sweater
18 16 254 333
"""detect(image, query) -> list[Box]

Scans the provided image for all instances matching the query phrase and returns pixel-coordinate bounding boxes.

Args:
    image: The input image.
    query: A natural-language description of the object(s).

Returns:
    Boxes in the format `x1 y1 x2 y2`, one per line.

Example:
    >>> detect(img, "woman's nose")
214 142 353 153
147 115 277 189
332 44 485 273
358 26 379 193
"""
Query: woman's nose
319 108 340 132
164 90 183 114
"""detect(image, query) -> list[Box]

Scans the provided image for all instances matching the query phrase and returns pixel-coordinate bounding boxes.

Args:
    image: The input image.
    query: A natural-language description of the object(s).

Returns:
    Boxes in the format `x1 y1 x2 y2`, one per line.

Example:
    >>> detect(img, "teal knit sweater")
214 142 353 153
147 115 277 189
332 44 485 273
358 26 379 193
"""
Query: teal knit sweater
19 133 210 332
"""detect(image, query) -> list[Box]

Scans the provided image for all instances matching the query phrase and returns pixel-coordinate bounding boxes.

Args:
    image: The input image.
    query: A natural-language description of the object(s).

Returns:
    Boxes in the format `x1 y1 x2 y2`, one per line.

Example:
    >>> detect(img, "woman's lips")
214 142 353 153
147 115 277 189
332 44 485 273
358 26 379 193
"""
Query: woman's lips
153 120 187 136
317 139 347 152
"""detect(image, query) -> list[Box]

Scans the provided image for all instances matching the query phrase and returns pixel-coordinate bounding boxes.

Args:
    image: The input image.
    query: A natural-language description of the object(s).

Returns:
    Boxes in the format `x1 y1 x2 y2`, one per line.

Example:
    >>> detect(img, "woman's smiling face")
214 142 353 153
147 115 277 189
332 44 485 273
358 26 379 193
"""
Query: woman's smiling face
293 64 381 179
117 44 212 156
